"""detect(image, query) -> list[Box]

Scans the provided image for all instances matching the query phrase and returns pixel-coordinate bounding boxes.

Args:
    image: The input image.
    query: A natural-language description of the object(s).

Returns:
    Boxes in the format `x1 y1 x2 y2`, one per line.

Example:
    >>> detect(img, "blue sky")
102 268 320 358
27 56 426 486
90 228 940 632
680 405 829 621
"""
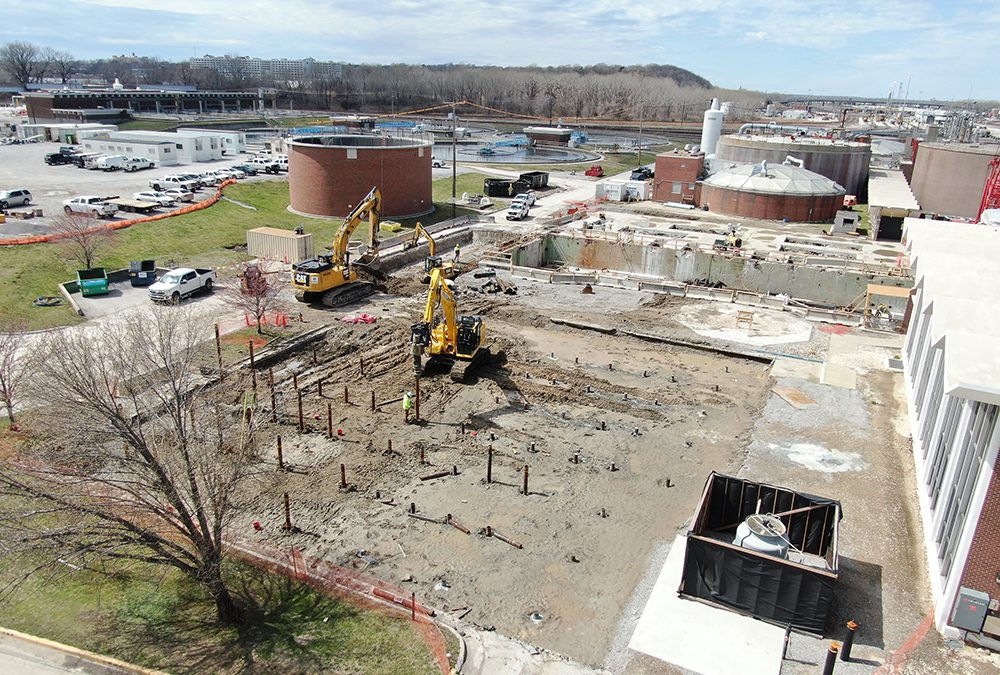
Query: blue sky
3 0 997 100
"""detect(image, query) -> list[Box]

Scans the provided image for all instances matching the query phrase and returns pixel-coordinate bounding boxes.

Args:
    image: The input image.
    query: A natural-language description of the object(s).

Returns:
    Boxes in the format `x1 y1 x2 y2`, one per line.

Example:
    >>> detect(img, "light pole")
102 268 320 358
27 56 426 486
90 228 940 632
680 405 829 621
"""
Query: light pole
451 101 457 220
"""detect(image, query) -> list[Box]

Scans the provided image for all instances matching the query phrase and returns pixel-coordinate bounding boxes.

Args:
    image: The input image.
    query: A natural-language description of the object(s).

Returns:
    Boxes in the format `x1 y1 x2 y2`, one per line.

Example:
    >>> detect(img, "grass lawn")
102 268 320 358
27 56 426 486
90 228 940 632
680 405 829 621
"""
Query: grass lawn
116 119 181 132
0 178 482 330
0 554 439 673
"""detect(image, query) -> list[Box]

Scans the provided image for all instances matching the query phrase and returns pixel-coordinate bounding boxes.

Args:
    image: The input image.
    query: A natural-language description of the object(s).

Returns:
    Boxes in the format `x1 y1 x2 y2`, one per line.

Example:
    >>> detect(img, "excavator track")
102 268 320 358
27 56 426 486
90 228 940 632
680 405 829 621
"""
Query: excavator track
450 347 490 383
321 281 375 308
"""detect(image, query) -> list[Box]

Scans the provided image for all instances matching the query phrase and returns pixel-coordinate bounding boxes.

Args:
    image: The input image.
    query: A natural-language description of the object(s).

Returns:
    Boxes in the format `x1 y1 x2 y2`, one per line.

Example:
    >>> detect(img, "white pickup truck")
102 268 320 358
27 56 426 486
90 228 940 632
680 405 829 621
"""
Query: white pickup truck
63 196 118 218
149 175 200 192
148 267 216 304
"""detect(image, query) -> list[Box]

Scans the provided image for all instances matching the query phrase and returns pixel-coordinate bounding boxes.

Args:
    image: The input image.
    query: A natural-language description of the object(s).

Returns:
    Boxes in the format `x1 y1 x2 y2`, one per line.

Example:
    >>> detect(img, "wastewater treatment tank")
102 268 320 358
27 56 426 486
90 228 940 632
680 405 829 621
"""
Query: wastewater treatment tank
733 514 789 559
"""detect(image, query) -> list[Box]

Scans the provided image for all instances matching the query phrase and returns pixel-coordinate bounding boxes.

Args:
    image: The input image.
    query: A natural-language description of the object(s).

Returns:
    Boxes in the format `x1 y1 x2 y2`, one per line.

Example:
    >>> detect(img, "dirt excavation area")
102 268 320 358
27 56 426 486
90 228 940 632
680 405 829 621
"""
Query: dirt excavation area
238 261 773 667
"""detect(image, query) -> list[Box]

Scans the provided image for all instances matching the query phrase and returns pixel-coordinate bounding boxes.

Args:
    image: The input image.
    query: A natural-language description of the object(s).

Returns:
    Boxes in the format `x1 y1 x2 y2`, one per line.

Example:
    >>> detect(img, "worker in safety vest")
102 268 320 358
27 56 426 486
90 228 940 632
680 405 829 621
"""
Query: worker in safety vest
403 391 414 422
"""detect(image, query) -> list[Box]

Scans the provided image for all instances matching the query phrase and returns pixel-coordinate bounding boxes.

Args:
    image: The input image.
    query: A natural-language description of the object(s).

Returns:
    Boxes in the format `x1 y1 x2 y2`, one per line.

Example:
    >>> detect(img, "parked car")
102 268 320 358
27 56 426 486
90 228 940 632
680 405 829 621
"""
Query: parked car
70 153 102 168
63 195 117 218
58 146 80 156
122 157 155 172
96 155 128 171
149 267 216 304
173 173 205 189
512 190 536 207
162 187 194 203
133 191 176 207
247 157 281 173
45 152 76 165
229 163 258 176
214 167 245 179
0 189 32 209
149 175 199 191
196 171 224 186
630 167 654 181
584 165 605 177
506 202 530 221
431 158 446 168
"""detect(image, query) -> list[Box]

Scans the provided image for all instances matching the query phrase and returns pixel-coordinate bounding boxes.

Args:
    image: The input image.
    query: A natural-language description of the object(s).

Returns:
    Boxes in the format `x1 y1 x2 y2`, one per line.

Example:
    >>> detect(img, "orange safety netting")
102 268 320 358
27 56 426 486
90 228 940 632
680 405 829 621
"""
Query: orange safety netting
227 540 452 674
0 178 239 247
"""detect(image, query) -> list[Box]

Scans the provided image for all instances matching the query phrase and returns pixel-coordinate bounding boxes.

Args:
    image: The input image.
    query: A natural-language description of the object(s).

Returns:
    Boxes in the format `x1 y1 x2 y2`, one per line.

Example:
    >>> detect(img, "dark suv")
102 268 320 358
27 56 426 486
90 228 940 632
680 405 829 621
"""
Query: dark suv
45 152 76 165
630 167 654 181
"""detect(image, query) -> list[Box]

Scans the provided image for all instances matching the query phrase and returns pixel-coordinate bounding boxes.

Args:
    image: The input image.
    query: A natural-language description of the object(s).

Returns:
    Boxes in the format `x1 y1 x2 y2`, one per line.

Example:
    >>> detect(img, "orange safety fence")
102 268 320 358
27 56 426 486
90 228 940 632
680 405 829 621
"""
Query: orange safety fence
227 539 452 674
0 178 239 247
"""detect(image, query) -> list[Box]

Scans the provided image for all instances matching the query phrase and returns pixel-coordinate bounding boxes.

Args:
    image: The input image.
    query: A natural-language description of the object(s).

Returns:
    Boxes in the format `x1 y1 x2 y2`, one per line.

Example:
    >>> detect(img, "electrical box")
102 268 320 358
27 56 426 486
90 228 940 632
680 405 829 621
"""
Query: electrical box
952 587 990 632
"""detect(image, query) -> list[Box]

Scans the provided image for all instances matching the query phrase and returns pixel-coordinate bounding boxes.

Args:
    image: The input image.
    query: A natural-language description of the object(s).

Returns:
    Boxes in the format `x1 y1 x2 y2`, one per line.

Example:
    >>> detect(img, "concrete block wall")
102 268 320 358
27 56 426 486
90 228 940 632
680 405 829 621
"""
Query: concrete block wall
538 234 912 307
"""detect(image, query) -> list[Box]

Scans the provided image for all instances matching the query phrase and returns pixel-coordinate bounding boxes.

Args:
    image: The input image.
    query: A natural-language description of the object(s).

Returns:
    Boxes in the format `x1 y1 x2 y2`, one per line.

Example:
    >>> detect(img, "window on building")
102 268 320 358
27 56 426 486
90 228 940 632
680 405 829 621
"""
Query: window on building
929 396 961 507
672 182 683 195
937 402 998 577
164 147 171 153
175 143 182 149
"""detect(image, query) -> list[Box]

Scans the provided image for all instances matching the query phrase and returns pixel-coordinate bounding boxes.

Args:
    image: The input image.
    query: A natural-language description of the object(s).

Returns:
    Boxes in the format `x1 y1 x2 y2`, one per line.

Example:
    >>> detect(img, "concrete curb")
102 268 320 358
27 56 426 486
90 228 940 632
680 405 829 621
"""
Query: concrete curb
0 625 165 674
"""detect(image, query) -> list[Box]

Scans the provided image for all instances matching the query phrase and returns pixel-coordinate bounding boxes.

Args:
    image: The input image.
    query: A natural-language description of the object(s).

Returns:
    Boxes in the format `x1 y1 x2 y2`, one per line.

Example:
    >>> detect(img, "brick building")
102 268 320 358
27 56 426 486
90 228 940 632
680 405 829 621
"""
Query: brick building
287 135 433 219
903 217 1000 646
652 151 704 204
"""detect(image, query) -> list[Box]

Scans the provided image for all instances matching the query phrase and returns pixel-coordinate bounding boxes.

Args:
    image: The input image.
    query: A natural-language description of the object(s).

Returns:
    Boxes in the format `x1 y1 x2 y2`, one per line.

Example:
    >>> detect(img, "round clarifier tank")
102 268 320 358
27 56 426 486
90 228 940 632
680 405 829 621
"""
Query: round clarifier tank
288 135 433 219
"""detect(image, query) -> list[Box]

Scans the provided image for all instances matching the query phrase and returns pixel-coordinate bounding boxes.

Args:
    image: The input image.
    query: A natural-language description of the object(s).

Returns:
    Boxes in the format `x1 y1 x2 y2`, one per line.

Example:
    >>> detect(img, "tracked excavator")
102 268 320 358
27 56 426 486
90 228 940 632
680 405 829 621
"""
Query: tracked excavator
411 263 488 382
292 186 383 307
403 221 461 283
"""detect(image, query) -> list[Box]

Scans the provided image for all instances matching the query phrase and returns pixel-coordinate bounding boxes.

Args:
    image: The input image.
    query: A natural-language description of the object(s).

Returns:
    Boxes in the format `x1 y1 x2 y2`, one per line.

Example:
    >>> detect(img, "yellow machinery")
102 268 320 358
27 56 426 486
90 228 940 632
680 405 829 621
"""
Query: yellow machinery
292 187 382 307
411 265 488 382
403 221 460 282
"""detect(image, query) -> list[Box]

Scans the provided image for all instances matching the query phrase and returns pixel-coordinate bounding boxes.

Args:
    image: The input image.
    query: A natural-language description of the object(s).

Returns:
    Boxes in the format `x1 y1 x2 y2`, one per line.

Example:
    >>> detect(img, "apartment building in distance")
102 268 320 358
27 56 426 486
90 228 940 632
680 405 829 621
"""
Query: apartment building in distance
190 55 343 81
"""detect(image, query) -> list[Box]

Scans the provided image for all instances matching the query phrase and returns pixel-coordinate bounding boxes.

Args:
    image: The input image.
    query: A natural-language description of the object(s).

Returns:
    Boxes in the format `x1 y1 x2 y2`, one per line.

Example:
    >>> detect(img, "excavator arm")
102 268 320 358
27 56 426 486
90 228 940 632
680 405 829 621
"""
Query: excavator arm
404 221 436 256
330 186 382 266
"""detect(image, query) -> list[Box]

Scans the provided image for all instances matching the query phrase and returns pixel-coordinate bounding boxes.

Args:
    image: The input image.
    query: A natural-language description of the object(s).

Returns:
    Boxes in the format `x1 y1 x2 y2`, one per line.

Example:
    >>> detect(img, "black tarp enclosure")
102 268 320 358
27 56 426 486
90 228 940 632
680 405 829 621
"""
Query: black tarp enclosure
680 472 842 634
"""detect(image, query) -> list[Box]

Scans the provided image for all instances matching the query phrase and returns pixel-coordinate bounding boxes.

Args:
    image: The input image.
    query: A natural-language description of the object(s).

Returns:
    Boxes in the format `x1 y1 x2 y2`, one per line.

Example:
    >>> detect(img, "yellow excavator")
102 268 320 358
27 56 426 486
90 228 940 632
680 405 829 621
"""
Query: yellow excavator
411 264 488 382
403 221 461 283
292 187 382 307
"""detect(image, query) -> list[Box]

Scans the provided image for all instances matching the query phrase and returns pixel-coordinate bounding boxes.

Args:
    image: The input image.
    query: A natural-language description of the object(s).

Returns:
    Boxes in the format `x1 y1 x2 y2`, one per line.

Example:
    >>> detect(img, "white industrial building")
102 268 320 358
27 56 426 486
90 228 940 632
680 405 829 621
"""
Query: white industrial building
176 128 247 154
18 122 117 144
902 217 1000 644
112 130 225 163
79 136 178 166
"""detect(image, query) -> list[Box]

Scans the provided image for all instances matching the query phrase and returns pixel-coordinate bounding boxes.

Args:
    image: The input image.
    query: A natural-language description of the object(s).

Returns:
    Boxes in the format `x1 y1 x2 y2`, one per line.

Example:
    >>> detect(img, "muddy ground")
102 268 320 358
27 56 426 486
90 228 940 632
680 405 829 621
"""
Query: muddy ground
237 257 773 667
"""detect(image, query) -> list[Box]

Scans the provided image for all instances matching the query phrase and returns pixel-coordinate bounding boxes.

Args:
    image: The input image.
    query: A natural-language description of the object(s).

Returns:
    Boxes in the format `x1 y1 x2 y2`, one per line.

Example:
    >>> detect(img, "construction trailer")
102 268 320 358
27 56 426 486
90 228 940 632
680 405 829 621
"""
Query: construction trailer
247 226 315 264
680 472 842 634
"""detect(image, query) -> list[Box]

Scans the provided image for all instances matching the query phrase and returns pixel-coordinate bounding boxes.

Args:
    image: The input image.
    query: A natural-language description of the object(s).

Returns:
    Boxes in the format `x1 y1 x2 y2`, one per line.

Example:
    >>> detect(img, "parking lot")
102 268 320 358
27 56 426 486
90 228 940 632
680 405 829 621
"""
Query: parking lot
0 141 282 237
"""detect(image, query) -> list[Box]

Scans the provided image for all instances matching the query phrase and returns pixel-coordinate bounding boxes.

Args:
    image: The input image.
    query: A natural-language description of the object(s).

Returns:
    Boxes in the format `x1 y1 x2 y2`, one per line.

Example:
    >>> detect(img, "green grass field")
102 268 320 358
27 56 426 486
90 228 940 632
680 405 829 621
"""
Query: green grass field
0 554 438 673
1 178 483 330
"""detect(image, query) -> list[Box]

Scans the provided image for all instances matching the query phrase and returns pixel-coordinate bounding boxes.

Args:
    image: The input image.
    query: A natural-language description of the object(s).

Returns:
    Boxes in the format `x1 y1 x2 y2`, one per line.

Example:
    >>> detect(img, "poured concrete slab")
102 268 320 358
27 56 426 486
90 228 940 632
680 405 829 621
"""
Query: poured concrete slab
820 363 858 389
627 535 785 675
671 303 813 347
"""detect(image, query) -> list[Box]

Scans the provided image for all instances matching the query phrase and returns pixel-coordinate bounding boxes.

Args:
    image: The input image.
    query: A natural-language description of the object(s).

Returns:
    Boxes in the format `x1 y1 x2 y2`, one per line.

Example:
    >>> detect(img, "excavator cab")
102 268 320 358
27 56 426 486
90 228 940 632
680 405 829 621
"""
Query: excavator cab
456 315 484 358
424 255 443 273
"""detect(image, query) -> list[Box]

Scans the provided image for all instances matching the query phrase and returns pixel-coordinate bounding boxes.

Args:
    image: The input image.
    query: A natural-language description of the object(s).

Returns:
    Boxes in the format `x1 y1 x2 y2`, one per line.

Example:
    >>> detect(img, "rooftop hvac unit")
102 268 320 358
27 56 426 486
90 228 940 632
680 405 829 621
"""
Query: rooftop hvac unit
733 514 790 559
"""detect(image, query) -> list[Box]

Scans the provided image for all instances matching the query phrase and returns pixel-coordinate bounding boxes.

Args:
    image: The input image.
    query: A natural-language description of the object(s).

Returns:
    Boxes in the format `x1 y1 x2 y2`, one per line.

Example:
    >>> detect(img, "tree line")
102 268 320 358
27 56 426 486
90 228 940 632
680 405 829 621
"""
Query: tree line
0 41 766 122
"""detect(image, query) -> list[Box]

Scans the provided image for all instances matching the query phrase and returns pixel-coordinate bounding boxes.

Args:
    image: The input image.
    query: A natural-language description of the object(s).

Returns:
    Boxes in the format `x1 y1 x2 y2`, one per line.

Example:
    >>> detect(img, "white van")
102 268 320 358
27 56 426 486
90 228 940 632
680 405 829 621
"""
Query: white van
96 155 128 171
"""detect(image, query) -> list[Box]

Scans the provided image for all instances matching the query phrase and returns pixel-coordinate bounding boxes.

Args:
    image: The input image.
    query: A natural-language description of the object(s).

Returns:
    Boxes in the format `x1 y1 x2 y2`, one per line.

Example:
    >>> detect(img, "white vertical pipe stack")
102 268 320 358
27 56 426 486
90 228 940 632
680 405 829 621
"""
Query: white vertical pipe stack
700 98 725 157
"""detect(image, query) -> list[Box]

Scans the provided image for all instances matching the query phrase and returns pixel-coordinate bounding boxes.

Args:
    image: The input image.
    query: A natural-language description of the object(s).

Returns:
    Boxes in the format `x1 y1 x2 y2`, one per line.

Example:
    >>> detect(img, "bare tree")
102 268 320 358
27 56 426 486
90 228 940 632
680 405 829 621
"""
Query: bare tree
44 48 78 84
0 309 264 624
0 321 28 429
0 41 42 88
50 213 112 270
226 262 283 335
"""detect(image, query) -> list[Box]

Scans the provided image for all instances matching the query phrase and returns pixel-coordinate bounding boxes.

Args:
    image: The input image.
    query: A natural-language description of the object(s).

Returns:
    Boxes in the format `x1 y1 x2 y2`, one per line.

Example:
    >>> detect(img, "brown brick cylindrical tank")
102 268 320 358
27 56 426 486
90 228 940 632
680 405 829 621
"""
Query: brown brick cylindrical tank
910 142 995 219
288 135 433 218
700 163 845 222
716 135 870 199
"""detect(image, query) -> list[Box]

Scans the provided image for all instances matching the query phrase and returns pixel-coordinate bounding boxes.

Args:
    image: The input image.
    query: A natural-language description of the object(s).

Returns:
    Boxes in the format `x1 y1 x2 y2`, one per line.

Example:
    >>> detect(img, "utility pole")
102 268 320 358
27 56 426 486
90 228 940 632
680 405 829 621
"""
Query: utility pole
451 101 458 220
636 103 643 166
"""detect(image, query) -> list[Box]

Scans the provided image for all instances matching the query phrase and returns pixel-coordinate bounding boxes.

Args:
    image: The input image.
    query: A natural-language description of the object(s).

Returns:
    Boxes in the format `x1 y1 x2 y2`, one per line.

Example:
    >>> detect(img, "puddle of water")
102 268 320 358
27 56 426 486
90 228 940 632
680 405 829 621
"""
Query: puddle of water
769 442 866 473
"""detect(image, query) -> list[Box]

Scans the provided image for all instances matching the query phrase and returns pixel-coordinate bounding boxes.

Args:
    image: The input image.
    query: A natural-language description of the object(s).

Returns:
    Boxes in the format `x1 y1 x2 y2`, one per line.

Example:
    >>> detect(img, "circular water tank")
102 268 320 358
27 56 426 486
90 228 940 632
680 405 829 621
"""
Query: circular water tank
733 514 789 559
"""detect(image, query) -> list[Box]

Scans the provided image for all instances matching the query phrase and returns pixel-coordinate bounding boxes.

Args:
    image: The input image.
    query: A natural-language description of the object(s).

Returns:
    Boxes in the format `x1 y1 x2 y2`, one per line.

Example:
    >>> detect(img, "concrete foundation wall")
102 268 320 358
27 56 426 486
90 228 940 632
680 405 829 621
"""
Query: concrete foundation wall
530 234 911 307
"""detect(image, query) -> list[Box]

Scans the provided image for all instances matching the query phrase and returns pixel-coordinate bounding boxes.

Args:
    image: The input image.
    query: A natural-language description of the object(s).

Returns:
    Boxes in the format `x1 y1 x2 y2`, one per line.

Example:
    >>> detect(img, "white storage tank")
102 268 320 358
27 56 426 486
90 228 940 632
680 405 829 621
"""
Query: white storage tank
700 98 725 157
733 514 790 559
